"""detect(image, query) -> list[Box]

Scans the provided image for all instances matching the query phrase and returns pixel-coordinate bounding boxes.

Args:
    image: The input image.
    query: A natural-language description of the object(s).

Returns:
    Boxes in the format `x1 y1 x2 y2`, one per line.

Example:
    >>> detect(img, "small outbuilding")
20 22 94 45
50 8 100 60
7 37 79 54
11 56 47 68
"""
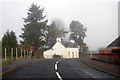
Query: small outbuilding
43 38 79 58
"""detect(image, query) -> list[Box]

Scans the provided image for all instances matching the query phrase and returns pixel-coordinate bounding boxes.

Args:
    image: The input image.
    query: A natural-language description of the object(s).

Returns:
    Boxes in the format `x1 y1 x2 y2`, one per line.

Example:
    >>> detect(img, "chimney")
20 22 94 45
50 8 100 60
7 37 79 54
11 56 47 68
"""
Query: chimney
56 38 61 42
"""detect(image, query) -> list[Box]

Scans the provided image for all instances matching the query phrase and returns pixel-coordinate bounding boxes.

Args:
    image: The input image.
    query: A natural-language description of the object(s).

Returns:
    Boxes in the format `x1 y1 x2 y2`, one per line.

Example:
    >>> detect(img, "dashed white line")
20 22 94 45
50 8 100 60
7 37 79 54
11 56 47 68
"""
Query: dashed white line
58 60 61 62
56 72 62 80
55 60 63 80
55 64 57 70
56 61 59 64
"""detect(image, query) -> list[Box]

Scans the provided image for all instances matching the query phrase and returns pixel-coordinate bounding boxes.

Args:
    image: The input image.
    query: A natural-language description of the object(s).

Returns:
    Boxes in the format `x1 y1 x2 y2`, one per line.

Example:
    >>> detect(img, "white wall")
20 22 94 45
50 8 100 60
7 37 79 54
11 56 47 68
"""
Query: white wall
43 41 79 58
43 49 54 58
66 48 79 58
52 41 66 58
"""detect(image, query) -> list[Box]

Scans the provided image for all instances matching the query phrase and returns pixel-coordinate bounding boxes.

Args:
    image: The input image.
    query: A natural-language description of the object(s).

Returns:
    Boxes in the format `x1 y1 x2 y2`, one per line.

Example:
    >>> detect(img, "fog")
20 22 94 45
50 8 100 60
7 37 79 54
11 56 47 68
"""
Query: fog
0 0 119 51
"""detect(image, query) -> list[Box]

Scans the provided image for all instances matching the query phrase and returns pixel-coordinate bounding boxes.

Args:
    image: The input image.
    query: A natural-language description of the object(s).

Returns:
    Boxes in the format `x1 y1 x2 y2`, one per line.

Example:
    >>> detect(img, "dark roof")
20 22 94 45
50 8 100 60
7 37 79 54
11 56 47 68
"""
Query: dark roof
61 41 78 48
107 36 120 47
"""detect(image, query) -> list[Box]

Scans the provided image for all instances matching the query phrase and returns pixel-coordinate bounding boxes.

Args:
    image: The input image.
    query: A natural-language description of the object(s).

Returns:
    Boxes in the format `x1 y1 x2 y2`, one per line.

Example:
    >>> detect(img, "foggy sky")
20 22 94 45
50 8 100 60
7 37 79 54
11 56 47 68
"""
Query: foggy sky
0 0 119 51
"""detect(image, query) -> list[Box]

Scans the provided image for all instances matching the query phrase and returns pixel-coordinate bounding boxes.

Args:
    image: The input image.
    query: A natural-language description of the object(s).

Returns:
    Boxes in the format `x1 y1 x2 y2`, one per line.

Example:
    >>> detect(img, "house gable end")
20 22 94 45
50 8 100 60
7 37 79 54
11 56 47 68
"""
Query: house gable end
52 41 66 49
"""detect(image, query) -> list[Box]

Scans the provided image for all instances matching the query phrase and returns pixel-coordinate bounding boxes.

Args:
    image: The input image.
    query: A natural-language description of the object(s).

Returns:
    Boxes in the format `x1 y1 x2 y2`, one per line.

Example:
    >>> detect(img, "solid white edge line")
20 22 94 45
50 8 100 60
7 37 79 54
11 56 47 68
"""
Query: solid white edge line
56 72 62 80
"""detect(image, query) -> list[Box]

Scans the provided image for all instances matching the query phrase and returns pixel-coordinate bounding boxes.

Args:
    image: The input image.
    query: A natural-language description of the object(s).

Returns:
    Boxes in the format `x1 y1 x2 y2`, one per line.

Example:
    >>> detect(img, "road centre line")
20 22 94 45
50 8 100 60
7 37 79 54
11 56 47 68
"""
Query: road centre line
55 64 57 70
56 61 59 64
55 60 63 80
56 72 62 80
56 60 61 64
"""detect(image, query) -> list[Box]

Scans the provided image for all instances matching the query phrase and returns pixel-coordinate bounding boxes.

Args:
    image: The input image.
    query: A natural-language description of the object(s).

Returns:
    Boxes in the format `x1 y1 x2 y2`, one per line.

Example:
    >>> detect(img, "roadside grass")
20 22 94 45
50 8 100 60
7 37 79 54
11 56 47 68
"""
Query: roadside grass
2 60 12 66
0 59 2 65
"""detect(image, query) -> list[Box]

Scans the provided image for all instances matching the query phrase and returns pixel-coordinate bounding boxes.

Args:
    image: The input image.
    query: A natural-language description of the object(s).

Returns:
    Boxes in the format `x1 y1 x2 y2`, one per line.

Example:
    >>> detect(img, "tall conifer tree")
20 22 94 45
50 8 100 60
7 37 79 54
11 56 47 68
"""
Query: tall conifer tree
20 4 48 49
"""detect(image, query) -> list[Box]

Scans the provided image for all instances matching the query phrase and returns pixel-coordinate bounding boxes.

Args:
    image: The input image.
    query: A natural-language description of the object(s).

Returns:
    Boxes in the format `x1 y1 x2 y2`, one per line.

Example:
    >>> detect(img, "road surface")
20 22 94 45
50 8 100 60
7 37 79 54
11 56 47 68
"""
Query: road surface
2 58 118 79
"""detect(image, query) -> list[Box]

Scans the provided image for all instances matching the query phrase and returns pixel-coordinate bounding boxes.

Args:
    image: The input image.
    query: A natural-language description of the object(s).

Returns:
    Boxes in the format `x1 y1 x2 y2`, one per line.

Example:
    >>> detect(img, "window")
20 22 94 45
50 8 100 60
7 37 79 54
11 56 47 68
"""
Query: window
68 51 70 57
72 52 74 58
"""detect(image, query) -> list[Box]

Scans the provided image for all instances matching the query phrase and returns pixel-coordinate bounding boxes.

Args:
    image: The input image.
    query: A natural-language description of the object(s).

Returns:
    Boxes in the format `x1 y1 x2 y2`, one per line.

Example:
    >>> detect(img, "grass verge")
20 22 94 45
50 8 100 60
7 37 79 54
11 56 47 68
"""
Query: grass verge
2 60 12 66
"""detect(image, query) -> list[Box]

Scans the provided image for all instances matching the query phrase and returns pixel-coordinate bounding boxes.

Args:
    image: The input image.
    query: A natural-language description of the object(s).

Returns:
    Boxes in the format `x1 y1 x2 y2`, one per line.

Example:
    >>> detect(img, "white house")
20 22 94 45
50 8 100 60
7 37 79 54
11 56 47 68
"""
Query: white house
43 38 79 58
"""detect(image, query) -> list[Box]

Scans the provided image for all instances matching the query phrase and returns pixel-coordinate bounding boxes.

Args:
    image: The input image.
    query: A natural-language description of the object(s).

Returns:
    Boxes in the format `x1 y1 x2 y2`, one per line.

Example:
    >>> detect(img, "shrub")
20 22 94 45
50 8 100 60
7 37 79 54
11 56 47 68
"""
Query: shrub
53 54 61 58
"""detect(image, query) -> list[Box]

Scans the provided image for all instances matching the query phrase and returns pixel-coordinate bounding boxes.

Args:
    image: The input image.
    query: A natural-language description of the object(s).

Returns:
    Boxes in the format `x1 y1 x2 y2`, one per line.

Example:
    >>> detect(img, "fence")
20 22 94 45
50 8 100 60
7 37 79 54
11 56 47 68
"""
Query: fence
92 54 120 65
3 48 32 61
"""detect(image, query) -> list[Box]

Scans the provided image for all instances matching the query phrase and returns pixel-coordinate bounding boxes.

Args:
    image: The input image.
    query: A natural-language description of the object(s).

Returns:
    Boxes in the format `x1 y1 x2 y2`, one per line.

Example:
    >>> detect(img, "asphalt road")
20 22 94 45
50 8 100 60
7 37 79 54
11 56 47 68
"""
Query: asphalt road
2 58 118 79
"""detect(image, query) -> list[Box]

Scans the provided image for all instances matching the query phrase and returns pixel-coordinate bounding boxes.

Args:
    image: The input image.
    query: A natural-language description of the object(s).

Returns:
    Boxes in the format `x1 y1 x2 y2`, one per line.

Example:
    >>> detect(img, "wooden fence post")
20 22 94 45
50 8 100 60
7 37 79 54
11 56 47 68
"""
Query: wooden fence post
30 48 32 59
5 48 7 61
29 51 31 58
27 50 28 58
11 48 13 60
24 50 25 58
16 48 18 60
21 49 22 59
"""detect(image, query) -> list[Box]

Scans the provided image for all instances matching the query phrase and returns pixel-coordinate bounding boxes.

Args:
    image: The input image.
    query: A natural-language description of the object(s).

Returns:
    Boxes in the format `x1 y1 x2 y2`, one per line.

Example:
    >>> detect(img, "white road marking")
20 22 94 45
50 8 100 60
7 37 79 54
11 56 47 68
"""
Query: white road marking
58 60 61 62
55 60 63 80
56 61 59 64
56 72 62 80
55 64 57 70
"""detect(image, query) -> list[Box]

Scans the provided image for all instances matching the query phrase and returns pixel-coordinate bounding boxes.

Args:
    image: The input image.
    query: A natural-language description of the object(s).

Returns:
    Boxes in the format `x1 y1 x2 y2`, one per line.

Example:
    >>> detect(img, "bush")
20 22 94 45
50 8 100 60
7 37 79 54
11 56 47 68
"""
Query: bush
33 49 44 58
53 54 61 58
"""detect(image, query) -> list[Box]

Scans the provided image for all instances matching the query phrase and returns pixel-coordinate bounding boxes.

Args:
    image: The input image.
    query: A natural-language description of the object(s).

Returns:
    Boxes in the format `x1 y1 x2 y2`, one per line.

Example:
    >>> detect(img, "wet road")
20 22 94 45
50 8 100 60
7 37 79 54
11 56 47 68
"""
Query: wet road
2 58 117 79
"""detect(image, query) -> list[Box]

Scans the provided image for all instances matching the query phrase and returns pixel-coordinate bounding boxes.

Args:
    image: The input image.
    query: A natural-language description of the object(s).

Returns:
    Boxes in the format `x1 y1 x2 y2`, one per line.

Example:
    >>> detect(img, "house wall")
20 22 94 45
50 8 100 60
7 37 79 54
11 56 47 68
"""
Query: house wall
43 49 54 58
66 48 79 58
52 41 66 58
43 41 79 58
